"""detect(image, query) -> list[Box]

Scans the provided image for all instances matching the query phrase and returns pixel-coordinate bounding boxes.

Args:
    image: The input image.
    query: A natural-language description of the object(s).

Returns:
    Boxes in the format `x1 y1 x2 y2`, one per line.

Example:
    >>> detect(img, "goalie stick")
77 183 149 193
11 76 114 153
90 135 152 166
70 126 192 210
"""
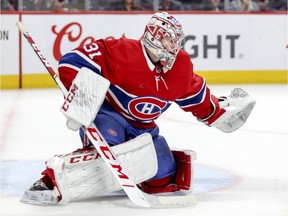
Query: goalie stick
16 21 196 208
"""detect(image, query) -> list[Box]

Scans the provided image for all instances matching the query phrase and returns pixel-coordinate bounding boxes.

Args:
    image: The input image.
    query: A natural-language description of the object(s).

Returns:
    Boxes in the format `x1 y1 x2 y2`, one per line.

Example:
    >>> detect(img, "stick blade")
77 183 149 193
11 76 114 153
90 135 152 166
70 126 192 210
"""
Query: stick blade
144 192 197 208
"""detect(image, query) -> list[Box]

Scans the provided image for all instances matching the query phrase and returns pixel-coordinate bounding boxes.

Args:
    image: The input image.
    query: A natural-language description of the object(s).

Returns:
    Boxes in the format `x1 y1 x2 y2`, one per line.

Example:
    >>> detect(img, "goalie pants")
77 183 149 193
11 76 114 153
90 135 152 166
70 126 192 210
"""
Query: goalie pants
79 101 176 180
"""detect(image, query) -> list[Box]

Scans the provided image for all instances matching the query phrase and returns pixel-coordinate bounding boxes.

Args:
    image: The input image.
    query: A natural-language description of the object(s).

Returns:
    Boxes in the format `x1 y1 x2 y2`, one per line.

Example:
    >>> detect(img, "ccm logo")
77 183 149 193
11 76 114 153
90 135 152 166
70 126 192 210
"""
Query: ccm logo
87 127 129 180
61 83 78 112
69 152 101 164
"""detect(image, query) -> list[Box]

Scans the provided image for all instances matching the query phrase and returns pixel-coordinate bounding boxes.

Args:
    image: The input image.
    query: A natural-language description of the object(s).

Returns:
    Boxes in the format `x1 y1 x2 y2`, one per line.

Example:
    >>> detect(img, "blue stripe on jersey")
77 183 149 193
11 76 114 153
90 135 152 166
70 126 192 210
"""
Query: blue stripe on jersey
109 84 137 110
108 84 172 121
175 82 206 108
59 52 101 74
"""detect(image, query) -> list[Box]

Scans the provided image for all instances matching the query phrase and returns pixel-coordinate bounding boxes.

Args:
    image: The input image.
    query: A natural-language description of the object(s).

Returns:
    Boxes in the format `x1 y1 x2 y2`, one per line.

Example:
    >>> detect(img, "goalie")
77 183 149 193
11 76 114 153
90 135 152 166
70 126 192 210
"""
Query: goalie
21 12 256 205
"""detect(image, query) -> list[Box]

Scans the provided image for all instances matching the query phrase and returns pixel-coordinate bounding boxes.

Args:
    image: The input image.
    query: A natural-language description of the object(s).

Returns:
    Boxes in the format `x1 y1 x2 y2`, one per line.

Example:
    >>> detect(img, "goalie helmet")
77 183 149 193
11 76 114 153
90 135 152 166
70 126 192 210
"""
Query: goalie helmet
142 12 185 71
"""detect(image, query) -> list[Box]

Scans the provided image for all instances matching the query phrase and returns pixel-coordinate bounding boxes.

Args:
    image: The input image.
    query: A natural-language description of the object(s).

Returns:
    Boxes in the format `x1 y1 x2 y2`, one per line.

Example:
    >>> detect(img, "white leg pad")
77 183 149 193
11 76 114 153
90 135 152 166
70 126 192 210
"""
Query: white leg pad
46 133 157 204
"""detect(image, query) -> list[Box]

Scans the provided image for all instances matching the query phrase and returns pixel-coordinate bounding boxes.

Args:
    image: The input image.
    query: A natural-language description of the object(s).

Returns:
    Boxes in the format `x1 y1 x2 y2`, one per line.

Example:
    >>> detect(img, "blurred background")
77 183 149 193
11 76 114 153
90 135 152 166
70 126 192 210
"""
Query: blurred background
1 0 287 90
1 0 287 12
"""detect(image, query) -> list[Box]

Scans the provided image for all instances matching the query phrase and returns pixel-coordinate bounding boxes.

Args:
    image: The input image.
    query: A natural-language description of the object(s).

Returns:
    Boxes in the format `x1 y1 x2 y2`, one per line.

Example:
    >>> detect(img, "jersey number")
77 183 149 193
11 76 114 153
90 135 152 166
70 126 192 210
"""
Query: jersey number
83 43 101 59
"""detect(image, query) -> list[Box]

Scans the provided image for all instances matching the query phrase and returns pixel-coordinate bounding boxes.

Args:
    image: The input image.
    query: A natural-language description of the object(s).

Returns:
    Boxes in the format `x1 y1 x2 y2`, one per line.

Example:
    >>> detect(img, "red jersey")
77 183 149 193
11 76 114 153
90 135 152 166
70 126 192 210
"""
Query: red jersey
58 37 219 128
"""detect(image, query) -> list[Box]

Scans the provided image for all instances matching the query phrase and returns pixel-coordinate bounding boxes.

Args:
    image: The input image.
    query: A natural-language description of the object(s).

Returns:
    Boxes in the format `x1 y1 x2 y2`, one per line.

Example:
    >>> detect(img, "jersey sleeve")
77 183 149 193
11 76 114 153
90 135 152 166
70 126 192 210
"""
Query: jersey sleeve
175 70 220 121
58 39 109 90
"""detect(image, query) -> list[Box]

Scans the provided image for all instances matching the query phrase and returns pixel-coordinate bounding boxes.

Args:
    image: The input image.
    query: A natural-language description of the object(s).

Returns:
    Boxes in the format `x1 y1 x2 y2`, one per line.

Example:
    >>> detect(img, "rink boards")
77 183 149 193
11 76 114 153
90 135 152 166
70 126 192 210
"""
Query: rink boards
1 12 287 89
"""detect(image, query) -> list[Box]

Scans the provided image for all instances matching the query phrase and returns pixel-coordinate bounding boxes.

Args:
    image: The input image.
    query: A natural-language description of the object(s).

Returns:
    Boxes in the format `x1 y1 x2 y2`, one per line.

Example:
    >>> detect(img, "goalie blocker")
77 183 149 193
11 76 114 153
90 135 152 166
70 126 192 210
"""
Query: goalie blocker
60 67 110 131
21 133 196 205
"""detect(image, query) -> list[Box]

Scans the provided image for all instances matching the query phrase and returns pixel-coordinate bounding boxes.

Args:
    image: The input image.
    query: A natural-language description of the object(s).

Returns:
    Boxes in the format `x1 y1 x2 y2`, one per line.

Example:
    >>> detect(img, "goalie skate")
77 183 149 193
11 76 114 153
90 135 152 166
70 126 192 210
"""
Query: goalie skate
21 180 59 205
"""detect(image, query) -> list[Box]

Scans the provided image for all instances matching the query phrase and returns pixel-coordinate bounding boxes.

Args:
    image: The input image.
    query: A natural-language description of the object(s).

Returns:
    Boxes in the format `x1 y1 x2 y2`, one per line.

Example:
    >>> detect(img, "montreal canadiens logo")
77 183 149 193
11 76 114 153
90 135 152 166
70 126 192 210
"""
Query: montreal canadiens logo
128 97 168 121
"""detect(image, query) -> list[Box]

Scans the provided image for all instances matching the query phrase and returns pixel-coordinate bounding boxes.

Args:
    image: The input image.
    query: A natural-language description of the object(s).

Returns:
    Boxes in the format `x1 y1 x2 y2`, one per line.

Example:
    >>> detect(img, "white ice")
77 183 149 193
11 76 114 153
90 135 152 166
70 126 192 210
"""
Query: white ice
1 84 287 216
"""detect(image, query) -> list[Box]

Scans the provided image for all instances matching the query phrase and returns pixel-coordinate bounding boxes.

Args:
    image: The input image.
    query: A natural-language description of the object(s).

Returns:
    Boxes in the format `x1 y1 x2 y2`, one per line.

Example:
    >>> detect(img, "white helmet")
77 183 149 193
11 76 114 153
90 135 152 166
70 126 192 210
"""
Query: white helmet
142 12 185 71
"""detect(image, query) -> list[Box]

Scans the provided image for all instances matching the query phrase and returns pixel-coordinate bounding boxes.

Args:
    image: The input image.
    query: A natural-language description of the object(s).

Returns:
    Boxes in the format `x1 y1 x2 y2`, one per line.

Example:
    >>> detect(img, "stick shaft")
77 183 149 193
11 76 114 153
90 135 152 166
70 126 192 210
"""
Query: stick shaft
16 21 68 96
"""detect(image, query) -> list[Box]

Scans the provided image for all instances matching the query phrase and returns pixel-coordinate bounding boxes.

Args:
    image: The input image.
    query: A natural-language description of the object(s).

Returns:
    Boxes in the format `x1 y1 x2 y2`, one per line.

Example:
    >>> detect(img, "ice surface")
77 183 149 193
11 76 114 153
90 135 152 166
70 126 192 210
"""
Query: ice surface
1 85 287 216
